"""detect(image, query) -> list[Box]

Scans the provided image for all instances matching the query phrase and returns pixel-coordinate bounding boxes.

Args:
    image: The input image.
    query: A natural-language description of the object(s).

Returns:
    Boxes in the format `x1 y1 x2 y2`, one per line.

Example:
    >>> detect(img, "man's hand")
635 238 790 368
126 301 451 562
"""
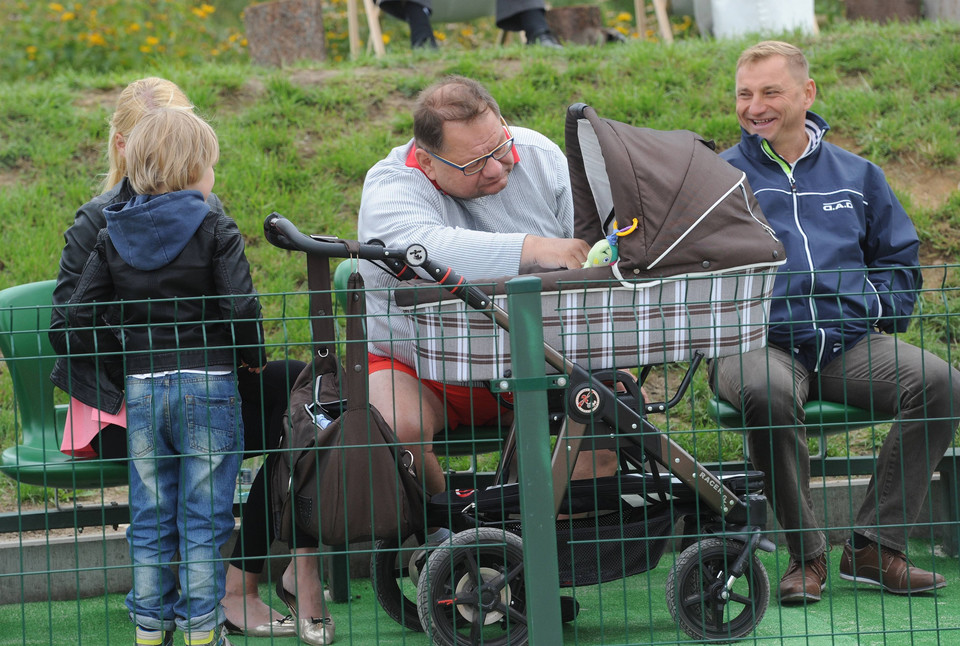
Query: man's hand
520 236 591 270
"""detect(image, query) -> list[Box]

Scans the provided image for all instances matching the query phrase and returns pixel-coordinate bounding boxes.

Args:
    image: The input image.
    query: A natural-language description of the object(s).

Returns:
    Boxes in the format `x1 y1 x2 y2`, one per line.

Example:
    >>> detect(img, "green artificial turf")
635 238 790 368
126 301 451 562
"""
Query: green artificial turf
1 542 957 646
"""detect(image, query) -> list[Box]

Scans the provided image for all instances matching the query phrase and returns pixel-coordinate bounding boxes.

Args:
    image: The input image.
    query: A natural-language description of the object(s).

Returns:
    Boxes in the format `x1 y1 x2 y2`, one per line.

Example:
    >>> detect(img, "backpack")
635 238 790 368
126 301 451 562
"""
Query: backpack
270 259 425 545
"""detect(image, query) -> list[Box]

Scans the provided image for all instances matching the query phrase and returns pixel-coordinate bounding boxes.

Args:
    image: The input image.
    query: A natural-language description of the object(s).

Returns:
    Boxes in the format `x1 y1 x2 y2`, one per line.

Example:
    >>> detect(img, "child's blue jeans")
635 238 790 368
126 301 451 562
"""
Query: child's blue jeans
124 372 243 634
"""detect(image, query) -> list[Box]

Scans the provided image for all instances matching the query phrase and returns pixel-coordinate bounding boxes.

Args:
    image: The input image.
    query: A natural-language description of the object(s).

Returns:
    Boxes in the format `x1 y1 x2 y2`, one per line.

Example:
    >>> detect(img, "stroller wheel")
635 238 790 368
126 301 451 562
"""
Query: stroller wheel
371 537 425 632
666 537 769 643
417 527 528 646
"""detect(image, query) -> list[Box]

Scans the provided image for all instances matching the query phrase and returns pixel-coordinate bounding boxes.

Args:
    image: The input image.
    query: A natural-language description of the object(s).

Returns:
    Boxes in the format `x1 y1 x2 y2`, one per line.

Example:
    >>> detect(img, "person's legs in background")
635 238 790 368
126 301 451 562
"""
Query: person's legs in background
378 1 437 49
378 0 562 49
495 0 561 47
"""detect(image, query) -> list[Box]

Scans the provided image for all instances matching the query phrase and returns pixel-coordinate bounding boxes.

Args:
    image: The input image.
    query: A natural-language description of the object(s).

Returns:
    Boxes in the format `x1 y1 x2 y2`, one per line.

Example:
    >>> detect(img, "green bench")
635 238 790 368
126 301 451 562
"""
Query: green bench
707 398 882 470
0 280 128 490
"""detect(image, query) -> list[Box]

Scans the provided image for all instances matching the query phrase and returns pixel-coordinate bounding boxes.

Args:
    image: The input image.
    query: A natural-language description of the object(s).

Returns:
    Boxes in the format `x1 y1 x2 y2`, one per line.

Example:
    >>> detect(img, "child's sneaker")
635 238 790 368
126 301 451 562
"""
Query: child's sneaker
135 626 173 646
184 625 233 646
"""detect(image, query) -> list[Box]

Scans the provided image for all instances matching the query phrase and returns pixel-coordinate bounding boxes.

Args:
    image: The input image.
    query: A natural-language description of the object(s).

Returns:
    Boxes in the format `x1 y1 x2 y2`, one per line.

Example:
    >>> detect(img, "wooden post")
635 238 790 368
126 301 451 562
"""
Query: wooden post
244 0 326 66
652 0 674 44
363 0 386 57
345 0 385 59
635 0 647 37
347 0 361 57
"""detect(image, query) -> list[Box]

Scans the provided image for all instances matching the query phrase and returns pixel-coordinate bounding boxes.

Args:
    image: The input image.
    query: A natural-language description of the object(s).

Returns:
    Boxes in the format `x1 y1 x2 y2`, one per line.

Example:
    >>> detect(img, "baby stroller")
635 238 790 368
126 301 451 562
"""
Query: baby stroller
264 103 786 645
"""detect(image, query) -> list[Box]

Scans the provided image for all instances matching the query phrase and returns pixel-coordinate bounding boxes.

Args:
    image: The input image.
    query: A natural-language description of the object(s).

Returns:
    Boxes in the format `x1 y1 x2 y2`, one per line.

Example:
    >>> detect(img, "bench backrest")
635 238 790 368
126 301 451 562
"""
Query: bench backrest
0 281 61 452
0 281 128 488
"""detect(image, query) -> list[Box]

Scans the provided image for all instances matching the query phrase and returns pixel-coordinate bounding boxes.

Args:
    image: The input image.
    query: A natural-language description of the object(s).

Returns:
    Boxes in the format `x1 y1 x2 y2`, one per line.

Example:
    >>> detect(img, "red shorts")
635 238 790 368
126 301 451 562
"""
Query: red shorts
368 353 507 429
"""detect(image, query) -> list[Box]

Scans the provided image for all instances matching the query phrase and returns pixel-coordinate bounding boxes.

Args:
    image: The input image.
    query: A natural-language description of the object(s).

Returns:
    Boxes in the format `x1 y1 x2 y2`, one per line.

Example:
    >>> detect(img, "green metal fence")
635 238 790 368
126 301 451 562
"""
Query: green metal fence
0 264 958 645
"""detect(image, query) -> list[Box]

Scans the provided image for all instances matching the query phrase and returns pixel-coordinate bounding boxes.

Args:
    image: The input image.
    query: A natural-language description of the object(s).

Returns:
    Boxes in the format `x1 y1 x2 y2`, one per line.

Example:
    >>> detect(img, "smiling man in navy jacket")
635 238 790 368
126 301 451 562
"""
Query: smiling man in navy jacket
713 40 960 605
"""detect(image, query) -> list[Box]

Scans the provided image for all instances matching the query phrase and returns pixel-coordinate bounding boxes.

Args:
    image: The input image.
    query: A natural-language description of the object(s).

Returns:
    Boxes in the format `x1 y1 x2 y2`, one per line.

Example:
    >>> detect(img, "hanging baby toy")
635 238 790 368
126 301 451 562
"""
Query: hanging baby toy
582 218 638 268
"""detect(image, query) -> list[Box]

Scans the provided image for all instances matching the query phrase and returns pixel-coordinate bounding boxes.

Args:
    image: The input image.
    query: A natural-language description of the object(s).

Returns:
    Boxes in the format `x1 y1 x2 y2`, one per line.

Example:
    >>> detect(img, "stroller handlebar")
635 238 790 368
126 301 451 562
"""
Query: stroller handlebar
263 213 494 312
264 212 408 266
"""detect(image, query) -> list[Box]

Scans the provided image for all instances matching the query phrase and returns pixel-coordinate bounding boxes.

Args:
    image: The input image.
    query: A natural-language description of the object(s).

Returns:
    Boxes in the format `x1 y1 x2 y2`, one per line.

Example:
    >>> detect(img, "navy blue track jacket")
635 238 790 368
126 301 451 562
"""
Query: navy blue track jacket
721 111 920 372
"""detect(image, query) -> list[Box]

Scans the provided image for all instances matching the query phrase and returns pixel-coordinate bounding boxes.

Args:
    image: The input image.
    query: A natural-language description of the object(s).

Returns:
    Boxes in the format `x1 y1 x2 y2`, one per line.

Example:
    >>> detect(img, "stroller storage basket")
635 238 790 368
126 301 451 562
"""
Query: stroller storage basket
395 264 777 382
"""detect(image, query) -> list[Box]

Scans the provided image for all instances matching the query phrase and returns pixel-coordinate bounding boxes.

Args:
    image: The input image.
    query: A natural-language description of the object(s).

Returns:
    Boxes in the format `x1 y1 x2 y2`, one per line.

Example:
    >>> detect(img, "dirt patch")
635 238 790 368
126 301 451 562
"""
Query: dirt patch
883 160 960 211
72 86 123 112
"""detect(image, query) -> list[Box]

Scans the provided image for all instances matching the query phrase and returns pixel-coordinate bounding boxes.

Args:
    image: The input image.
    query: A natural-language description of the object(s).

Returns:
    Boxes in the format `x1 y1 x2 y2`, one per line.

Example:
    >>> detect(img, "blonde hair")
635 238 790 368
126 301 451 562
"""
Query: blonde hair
125 108 219 196
737 40 810 82
102 77 193 192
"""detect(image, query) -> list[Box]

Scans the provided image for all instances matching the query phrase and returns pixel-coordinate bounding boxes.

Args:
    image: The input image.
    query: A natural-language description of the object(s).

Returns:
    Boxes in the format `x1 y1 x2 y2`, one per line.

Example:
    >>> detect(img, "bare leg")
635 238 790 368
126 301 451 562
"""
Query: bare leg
223 564 286 628
571 449 619 480
280 547 335 645
280 548 330 620
369 369 447 494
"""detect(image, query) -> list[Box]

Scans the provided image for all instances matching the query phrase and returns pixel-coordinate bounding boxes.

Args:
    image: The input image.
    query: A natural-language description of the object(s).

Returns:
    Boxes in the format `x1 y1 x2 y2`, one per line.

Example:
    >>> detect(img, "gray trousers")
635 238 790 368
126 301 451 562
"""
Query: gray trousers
713 333 960 560
378 0 545 31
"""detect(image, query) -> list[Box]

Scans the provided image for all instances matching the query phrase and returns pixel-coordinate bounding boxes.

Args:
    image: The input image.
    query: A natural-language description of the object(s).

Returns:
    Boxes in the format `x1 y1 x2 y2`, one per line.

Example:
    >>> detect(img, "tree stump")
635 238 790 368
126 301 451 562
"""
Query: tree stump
844 0 922 22
545 5 604 45
244 0 326 66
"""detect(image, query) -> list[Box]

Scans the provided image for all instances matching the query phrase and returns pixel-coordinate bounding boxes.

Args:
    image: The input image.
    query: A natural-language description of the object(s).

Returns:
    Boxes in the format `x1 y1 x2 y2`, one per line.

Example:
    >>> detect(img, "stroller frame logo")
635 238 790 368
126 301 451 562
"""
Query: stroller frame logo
574 387 601 414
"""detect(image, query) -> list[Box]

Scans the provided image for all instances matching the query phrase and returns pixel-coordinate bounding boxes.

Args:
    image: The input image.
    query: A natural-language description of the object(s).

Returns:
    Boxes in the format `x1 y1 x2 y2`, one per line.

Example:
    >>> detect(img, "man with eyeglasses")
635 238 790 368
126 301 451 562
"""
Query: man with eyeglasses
357 75 597 496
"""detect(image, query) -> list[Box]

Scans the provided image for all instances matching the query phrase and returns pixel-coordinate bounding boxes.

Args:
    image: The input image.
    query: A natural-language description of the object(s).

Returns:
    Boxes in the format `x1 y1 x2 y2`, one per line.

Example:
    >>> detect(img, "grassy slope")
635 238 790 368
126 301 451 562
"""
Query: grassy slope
0 19 958 463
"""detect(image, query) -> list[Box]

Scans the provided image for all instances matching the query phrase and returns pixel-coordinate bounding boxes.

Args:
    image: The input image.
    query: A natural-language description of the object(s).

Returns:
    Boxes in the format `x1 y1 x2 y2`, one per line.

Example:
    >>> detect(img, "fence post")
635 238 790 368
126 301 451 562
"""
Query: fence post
504 276 562 645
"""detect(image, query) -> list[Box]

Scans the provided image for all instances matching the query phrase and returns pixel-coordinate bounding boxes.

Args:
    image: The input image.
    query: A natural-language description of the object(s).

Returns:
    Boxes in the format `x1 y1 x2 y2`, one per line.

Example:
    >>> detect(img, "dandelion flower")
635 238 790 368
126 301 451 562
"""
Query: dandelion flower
382 33 391 44
25 45 38 54
49 3 64 12
616 12 632 23
434 30 445 41
61 11 75 21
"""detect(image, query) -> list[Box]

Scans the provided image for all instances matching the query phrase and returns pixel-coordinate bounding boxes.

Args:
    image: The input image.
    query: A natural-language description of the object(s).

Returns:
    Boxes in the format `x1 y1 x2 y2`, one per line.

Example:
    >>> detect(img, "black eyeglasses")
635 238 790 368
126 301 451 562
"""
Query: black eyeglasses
423 117 514 176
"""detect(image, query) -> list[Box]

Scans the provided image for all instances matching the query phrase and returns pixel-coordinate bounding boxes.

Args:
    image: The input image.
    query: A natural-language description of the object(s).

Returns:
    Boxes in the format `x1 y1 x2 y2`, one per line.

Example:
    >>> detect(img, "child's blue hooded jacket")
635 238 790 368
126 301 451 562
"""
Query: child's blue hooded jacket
65 190 266 375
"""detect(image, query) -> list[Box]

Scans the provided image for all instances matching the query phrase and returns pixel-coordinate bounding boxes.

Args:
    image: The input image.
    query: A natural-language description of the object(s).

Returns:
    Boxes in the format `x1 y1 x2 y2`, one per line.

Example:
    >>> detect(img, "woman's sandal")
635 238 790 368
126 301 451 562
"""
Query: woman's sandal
275 580 336 645
222 614 297 638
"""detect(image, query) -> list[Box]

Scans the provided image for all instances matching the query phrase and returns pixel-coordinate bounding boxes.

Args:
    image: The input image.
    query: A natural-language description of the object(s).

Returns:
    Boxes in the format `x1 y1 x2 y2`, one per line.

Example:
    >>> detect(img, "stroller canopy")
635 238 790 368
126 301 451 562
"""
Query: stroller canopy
565 103 785 280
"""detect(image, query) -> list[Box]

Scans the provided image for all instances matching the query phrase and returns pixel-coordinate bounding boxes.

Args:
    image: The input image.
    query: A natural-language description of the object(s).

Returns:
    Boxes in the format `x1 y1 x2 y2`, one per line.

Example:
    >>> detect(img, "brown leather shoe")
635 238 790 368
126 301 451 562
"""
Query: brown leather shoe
778 554 828 604
839 542 947 594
